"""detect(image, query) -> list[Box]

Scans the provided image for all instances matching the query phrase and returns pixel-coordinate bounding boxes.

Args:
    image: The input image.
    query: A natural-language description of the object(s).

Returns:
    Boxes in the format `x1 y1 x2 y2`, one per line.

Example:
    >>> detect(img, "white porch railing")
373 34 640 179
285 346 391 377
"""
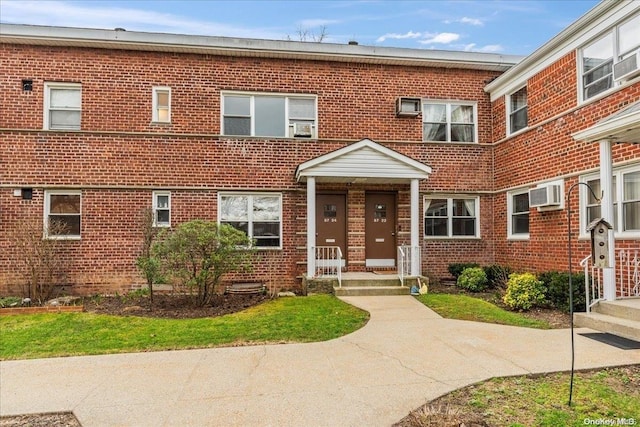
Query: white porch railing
398 244 420 287
582 248 640 313
618 249 640 299
314 246 343 288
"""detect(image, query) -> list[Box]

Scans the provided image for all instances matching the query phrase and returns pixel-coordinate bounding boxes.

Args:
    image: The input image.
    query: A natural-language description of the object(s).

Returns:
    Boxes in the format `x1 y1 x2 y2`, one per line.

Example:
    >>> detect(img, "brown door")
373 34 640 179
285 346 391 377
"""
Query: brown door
316 194 347 265
365 192 396 268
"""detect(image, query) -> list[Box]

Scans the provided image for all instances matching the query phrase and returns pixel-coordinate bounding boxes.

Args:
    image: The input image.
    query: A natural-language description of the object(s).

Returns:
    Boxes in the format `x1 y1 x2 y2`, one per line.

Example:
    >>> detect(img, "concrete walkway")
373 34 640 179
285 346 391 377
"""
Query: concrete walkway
1 296 639 426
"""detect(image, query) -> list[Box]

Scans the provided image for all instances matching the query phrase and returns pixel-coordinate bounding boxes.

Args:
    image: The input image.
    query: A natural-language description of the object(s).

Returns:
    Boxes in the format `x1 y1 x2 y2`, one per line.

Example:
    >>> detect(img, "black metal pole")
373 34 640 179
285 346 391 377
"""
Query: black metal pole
566 181 600 406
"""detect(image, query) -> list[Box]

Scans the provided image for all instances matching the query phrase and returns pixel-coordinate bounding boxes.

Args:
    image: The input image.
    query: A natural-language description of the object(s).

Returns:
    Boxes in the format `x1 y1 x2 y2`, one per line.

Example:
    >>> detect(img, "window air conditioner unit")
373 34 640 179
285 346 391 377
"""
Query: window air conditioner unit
613 51 640 82
529 184 562 209
293 122 313 137
396 97 421 117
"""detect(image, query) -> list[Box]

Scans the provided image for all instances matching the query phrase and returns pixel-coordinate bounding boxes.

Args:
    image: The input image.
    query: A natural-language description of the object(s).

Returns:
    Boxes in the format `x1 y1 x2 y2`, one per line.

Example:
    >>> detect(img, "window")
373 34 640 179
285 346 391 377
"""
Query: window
44 190 81 238
152 87 171 123
580 13 640 101
153 191 171 227
424 197 479 238
508 86 528 134
508 190 529 239
581 165 640 237
222 93 316 138
44 83 81 130
422 101 476 142
219 193 282 248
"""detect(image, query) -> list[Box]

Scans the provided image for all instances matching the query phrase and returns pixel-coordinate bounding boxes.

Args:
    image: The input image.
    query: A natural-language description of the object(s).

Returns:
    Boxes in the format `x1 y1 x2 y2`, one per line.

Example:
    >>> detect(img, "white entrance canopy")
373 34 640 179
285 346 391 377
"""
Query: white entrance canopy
572 100 640 301
296 139 432 278
295 138 432 183
573 101 640 144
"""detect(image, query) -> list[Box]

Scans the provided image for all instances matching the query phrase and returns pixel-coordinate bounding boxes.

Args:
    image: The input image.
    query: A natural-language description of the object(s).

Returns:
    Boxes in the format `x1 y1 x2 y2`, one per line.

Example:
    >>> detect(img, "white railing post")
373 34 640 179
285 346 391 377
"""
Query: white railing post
398 246 405 287
314 246 342 287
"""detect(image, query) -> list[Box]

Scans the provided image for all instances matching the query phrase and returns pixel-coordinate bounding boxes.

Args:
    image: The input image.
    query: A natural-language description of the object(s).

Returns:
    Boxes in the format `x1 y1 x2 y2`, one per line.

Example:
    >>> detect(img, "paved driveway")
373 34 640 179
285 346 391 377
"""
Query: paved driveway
1 296 639 426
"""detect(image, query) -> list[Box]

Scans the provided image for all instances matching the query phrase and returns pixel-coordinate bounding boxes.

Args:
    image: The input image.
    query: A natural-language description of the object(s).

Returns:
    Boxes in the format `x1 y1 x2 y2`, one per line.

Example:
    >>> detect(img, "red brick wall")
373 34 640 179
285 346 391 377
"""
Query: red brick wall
0 45 500 143
491 50 640 274
0 43 503 295
2 41 639 295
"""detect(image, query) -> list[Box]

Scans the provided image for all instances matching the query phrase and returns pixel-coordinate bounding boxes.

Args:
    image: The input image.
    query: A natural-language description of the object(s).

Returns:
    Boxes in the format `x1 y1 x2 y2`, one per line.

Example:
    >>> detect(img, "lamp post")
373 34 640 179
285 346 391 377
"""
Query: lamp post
566 181 601 406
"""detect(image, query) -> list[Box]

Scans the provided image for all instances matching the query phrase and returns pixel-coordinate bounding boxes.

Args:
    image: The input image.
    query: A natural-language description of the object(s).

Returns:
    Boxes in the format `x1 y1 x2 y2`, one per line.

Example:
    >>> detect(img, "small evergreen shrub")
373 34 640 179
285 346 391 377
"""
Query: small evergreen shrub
448 263 480 279
483 264 512 289
539 271 586 313
503 273 546 311
456 267 489 292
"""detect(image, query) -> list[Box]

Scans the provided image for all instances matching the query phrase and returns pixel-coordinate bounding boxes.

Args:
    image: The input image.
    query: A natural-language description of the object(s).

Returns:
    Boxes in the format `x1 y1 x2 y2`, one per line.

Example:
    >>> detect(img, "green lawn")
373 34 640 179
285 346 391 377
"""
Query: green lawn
414 293 552 329
0 294 369 360
401 365 640 427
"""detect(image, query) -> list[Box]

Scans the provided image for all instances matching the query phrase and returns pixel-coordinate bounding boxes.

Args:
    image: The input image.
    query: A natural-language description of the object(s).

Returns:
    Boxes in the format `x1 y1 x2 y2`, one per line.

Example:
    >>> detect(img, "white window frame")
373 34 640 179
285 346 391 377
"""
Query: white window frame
43 82 82 130
152 86 171 123
43 189 82 239
507 189 530 240
218 192 283 249
423 196 480 239
422 100 478 143
579 164 640 239
152 191 171 227
507 86 528 135
221 92 317 138
578 12 640 103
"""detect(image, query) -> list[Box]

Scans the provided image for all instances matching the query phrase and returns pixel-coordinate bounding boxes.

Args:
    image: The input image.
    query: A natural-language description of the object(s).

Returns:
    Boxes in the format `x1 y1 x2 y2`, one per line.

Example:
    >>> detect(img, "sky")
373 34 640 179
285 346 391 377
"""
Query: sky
0 0 601 55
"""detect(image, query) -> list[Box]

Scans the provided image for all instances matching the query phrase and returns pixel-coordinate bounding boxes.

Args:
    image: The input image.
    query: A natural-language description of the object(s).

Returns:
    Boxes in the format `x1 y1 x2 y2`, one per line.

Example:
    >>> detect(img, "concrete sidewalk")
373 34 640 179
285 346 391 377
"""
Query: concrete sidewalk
1 296 639 426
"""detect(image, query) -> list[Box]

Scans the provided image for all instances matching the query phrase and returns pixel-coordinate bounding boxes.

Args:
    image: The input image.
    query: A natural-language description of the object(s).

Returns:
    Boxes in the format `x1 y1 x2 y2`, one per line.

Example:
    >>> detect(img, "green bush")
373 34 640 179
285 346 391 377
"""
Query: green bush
539 271 586 313
503 273 546 311
483 264 512 289
456 267 489 292
448 263 480 279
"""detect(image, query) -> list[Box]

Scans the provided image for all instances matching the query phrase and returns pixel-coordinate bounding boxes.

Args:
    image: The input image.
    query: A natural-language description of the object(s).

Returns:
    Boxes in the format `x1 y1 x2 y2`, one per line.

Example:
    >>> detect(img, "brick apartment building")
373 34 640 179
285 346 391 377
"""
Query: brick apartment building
0 0 638 297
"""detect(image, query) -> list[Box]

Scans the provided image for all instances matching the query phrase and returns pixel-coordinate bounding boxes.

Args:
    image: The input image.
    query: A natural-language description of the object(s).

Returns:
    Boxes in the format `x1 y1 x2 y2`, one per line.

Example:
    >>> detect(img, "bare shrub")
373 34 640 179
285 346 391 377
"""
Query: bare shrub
8 217 69 304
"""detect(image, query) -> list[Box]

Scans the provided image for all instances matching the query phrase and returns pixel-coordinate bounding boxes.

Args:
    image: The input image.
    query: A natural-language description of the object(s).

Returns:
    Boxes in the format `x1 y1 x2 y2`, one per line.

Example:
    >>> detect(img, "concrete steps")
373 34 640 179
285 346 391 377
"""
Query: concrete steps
574 298 640 341
334 286 411 296
332 273 425 297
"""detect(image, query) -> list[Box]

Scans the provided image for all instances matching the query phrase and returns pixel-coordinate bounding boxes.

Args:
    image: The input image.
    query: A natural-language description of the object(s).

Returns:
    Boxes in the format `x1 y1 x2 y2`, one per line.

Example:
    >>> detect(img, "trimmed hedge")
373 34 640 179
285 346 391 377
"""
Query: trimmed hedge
456 267 489 292
539 271 586 313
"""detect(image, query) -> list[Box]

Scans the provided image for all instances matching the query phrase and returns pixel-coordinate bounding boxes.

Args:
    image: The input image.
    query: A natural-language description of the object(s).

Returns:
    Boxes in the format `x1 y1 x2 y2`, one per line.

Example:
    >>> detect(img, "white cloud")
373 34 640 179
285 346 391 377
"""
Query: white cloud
0 0 285 39
419 32 460 44
377 31 422 43
460 17 483 26
477 44 503 53
298 18 340 28
462 43 504 53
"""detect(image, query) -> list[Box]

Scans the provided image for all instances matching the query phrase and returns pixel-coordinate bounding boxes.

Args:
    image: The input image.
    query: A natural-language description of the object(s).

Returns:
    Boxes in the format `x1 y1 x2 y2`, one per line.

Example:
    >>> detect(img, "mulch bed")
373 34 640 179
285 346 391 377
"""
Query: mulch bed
82 292 271 319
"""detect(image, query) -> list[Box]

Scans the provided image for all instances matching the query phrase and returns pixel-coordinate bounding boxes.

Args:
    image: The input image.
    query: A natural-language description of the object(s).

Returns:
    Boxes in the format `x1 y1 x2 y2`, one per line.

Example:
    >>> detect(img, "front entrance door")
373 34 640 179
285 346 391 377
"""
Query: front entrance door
365 192 396 268
316 194 347 266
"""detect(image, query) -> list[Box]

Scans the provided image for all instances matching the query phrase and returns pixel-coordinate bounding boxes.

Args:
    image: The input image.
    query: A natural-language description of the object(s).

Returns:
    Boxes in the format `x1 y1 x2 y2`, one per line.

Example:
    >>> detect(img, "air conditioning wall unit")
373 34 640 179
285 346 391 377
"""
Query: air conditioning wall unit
529 183 563 210
293 122 313 137
396 97 421 117
613 51 640 82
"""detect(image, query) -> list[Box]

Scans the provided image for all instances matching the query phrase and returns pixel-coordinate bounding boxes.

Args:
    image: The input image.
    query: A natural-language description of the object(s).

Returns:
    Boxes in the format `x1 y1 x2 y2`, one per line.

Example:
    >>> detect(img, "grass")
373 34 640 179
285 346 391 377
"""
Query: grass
414 293 552 329
0 294 369 360
400 365 640 427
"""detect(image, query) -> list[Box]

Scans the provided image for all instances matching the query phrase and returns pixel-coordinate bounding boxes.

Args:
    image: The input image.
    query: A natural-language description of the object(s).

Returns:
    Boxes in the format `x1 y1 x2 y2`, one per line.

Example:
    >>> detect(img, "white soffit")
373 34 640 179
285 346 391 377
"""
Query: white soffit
296 139 432 183
572 101 640 143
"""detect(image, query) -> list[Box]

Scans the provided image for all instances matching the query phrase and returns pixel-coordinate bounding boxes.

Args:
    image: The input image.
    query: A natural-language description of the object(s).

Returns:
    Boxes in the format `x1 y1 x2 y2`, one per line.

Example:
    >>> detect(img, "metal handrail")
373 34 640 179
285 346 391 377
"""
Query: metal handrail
313 246 343 288
398 246 406 287
581 248 640 313
397 244 419 287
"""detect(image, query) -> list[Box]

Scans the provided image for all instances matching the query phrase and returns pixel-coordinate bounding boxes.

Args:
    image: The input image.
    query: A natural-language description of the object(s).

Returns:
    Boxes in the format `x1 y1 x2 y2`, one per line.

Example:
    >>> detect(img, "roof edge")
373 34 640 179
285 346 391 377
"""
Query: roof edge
0 23 523 71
